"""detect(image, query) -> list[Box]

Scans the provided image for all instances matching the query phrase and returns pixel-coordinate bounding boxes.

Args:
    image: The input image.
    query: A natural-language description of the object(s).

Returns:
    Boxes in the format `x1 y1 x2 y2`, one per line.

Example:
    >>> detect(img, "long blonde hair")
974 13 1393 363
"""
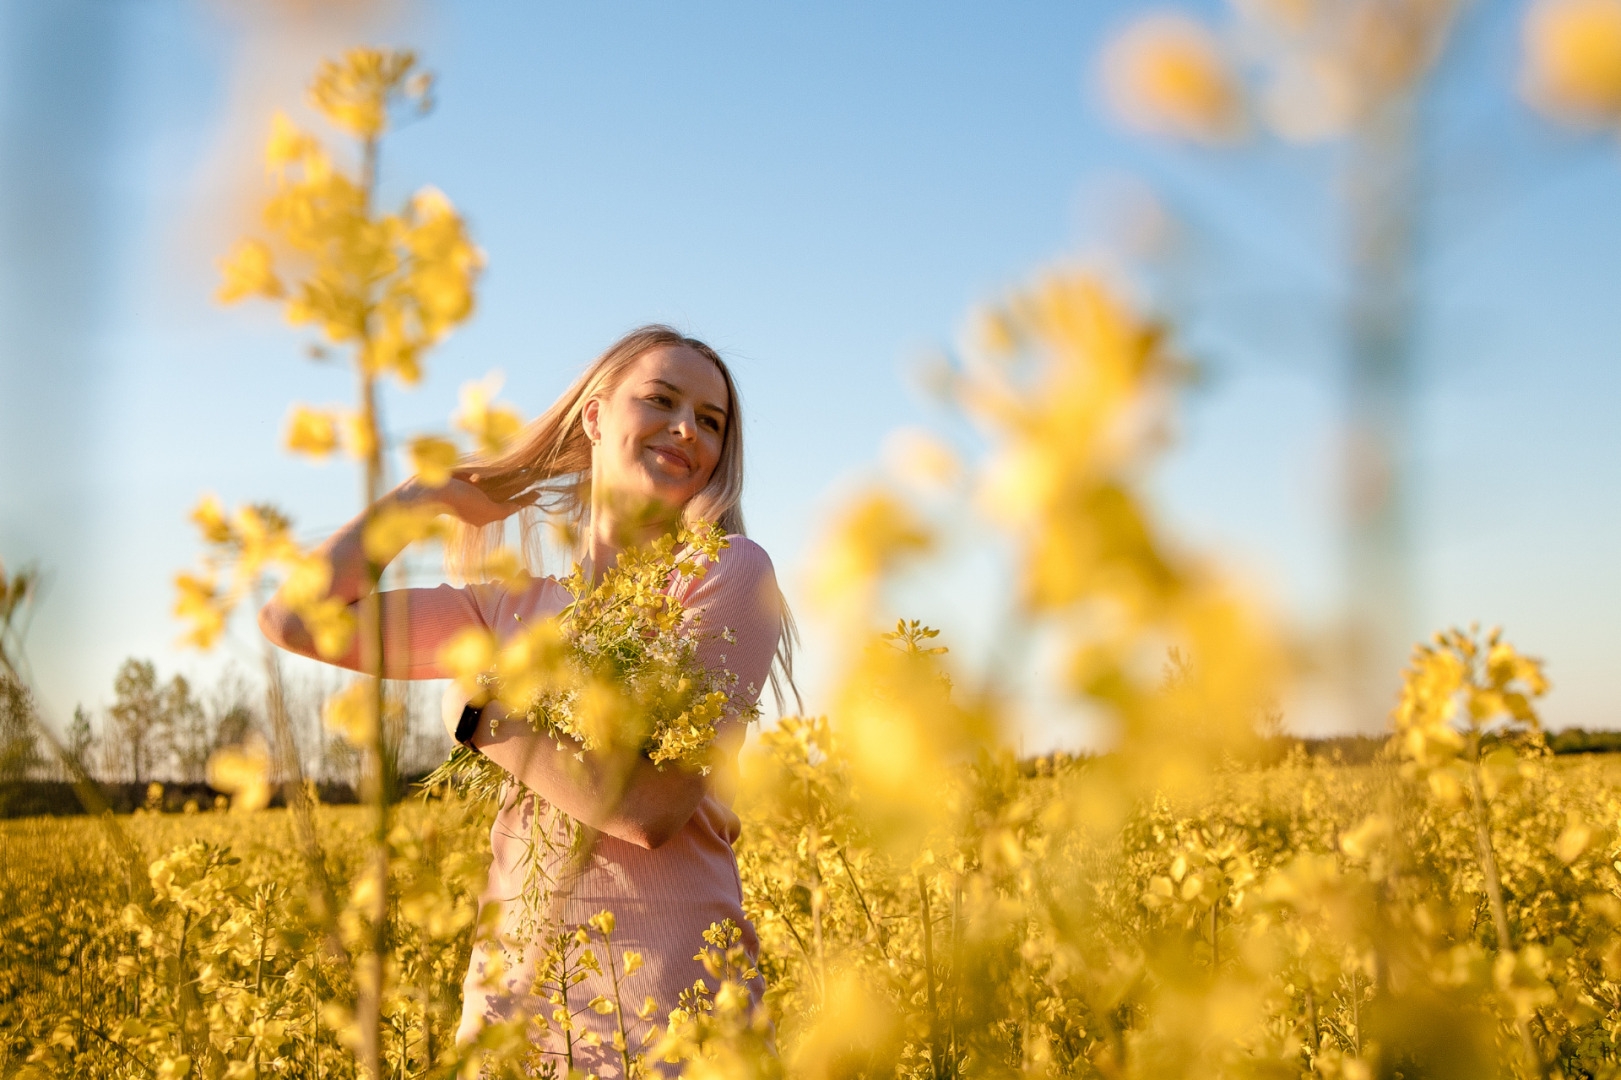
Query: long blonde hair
446 323 799 709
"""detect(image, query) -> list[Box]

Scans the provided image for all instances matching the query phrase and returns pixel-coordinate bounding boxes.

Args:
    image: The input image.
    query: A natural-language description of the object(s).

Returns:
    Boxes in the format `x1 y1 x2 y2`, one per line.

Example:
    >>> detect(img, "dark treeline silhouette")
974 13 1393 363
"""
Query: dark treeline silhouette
0 774 448 819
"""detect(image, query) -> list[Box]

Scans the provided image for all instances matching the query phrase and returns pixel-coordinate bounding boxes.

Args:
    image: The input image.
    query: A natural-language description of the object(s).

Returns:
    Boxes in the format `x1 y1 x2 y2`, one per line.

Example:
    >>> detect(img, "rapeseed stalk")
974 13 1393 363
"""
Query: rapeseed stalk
174 47 486 1080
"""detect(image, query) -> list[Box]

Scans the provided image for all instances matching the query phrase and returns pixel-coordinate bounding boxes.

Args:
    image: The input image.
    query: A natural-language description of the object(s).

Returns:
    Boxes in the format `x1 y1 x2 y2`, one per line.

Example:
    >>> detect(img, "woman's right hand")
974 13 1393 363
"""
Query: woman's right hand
262 469 539 673
410 471 539 528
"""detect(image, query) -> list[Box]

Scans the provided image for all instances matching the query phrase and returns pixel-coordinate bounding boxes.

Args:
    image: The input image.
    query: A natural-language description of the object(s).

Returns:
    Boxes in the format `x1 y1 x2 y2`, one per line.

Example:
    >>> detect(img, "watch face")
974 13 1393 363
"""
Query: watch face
456 703 482 745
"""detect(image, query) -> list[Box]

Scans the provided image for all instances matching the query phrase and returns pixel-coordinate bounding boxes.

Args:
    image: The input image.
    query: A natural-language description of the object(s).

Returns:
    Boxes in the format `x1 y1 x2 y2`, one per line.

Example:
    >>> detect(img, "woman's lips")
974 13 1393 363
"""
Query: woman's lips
648 444 693 472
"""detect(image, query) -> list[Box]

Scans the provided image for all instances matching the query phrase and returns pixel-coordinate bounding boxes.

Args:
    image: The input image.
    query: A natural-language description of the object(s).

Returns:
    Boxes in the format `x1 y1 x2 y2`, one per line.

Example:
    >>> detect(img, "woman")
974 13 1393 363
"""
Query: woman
259 325 792 1076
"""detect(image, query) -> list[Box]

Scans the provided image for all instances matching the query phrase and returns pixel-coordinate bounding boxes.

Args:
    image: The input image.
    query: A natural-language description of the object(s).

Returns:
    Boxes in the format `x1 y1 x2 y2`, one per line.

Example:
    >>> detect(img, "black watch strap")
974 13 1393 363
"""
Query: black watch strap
455 702 482 747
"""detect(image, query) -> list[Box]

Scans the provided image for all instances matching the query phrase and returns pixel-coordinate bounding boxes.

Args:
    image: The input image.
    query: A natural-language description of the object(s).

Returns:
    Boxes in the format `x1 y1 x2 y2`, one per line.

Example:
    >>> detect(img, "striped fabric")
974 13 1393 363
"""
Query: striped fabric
385 537 783 1076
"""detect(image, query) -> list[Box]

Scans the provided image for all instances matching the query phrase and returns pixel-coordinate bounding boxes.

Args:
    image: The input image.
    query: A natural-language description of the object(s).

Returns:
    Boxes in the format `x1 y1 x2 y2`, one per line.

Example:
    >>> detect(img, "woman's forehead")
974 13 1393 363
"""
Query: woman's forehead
626 345 728 407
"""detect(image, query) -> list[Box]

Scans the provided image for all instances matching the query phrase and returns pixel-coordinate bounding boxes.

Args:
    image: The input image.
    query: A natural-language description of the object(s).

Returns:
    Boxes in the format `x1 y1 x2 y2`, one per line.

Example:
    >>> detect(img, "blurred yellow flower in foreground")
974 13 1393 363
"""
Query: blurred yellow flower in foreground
1100 13 1245 142
283 404 339 458
408 434 460 487
216 239 283 303
1523 0 1621 122
804 489 932 618
309 47 429 141
361 501 449 563
171 571 225 649
206 737 272 812
323 682 378 746
455 372 526 455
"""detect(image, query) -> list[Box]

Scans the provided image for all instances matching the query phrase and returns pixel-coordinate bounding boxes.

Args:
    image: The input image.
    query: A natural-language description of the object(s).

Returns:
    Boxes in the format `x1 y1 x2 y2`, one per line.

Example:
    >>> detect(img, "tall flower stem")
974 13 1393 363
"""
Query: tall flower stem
353 128 389 1080
919 874 942 1080
1465 732 1546 1080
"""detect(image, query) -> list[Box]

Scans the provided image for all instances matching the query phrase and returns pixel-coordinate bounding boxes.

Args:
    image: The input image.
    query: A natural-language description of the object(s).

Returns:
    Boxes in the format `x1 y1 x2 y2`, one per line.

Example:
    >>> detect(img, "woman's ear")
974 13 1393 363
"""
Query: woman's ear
582 396 602 444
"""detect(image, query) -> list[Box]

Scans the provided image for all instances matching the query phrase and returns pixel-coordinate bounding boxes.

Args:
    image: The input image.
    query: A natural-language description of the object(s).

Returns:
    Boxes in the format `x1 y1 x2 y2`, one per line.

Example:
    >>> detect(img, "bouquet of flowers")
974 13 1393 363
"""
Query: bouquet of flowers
424 521 755 807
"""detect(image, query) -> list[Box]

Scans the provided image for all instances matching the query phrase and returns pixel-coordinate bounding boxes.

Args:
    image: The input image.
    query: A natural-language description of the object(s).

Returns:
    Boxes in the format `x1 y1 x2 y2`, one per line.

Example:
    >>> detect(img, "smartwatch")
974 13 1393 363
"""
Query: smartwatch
455 702 483 748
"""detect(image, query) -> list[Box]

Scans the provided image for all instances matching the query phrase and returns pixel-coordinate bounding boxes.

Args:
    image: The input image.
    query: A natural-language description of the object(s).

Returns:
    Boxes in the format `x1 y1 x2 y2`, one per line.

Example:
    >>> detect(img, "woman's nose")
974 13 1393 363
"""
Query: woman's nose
671 411 697 439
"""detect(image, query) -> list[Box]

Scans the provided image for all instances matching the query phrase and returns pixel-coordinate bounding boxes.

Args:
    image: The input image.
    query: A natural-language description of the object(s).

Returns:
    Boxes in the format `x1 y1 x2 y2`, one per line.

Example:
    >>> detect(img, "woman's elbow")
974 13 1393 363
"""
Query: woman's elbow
258 599 304 654
622 820 676 851
622 807 693 850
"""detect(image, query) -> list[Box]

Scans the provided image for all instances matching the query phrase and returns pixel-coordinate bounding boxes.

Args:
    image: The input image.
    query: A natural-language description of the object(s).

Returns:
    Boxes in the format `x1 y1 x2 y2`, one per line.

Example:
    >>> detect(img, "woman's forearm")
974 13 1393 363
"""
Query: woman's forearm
316 478 436 604
258 478 438 667
468 701 707 850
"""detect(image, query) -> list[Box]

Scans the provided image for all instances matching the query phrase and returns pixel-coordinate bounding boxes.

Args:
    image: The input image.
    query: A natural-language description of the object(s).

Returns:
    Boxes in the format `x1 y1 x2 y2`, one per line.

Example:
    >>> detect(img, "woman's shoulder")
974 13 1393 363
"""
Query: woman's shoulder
703 534 777 585
677 534 778 607
719 533 772 567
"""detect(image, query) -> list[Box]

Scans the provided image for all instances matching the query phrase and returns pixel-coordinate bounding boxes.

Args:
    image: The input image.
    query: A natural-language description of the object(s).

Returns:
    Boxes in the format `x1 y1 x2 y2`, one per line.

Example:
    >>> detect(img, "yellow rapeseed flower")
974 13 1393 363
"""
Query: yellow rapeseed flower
217 239 283 303
1100 13 1246 143
172 571 226 649
308 48 425 141
265 111 317 171
438 626 497 699
283 405 339 458
1523 0 1621 122
408 435 459 487
322 681 378 746
361 501 447 563
206 738 272 812
455 372 526 455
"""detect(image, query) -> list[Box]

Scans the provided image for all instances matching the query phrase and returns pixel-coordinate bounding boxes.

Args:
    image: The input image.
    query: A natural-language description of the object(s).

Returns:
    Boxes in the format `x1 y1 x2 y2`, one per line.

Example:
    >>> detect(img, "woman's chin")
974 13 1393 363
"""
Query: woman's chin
629 476 699 512
598 486 691 535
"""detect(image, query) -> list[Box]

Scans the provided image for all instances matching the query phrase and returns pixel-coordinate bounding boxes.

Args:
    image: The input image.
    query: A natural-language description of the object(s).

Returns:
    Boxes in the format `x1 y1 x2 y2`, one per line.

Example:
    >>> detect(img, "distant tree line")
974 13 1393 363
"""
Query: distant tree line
0 659 452 792
4 660 1615 811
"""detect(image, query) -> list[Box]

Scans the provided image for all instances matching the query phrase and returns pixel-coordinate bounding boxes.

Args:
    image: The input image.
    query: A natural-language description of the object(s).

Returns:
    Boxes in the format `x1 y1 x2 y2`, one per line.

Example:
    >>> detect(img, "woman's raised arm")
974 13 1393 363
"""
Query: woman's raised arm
258 473 535 678
465 535 784 849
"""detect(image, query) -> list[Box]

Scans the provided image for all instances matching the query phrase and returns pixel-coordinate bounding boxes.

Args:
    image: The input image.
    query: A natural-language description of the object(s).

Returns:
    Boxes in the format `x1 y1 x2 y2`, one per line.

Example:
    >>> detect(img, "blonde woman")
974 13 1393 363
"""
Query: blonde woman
259 325 793 1075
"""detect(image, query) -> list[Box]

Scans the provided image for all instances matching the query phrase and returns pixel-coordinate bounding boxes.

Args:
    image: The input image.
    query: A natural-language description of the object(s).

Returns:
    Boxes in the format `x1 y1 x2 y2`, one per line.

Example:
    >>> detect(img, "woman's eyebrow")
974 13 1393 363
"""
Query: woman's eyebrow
649 378 728 418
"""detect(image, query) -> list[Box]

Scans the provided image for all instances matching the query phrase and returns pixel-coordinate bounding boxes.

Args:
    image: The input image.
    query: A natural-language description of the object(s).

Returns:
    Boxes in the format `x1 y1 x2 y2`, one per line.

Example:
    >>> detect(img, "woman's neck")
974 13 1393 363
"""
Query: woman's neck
583 500 678 583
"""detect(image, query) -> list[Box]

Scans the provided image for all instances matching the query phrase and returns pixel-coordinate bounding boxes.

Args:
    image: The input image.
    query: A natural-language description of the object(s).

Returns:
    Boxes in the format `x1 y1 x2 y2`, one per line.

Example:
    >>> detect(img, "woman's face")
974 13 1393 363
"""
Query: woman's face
583 345 730 520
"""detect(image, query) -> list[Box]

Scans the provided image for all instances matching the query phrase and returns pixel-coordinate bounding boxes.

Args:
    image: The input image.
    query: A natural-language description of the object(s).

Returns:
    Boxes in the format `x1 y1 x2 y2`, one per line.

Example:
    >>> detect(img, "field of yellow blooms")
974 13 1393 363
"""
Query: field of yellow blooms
4 717 1621 1079
6 31 1621 1079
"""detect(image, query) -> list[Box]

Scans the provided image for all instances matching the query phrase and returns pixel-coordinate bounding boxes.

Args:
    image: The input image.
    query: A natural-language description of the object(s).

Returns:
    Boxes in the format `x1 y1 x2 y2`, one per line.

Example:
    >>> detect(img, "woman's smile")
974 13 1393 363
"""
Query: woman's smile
646 442 695 474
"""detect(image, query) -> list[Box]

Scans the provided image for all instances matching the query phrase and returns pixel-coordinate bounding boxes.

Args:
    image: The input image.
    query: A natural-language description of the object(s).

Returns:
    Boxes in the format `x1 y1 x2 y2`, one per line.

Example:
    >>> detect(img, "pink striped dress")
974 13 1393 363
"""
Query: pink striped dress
390 536 781 1076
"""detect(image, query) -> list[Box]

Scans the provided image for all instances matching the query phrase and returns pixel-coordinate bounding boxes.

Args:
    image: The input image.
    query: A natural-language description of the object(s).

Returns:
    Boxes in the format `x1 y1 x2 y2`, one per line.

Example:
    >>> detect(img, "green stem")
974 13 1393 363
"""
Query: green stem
254 905 267 1080
1349 968 1360 1058
837 847 888 958
919 875 941 1080
1466 735 1547 1080
1304 981 1319 1072
605 930 634 1079
352 125 392 1080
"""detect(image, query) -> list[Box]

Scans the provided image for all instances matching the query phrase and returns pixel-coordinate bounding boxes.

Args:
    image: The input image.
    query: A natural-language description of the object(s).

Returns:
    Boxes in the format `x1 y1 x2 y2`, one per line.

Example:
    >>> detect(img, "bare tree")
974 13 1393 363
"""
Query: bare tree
164 673 210 784
207 667 259 754
108 658 164 785
63 704 95 783
392 679 450 779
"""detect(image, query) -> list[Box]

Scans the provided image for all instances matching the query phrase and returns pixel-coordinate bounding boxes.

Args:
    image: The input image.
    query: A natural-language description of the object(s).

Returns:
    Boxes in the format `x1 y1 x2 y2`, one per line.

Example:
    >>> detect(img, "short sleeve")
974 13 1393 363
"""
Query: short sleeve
377 579 561 680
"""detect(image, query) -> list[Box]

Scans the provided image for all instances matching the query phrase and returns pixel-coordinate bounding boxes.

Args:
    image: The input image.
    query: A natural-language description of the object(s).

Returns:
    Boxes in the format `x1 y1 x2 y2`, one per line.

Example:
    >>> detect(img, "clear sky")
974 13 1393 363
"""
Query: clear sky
1 0 1616 751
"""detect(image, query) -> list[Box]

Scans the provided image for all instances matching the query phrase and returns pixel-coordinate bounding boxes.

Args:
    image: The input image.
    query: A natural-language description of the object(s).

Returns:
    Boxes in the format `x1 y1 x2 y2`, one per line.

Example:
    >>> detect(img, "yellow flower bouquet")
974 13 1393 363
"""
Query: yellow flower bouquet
426 521 755 807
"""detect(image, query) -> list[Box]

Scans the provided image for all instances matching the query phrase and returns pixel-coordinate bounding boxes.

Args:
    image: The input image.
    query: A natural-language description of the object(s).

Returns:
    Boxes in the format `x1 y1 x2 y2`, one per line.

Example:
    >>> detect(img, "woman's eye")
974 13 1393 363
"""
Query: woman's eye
701 416 721 432
648 394 672 407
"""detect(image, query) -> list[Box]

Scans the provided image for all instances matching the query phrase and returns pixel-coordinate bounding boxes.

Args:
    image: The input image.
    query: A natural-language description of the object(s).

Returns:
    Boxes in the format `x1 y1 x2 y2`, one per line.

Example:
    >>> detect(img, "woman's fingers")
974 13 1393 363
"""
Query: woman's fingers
426 471 540 525
487 489 539 524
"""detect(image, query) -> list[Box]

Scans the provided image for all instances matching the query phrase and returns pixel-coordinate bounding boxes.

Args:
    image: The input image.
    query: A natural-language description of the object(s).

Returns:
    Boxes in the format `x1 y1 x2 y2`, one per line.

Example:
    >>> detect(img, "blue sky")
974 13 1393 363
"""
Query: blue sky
1 0 1616 750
